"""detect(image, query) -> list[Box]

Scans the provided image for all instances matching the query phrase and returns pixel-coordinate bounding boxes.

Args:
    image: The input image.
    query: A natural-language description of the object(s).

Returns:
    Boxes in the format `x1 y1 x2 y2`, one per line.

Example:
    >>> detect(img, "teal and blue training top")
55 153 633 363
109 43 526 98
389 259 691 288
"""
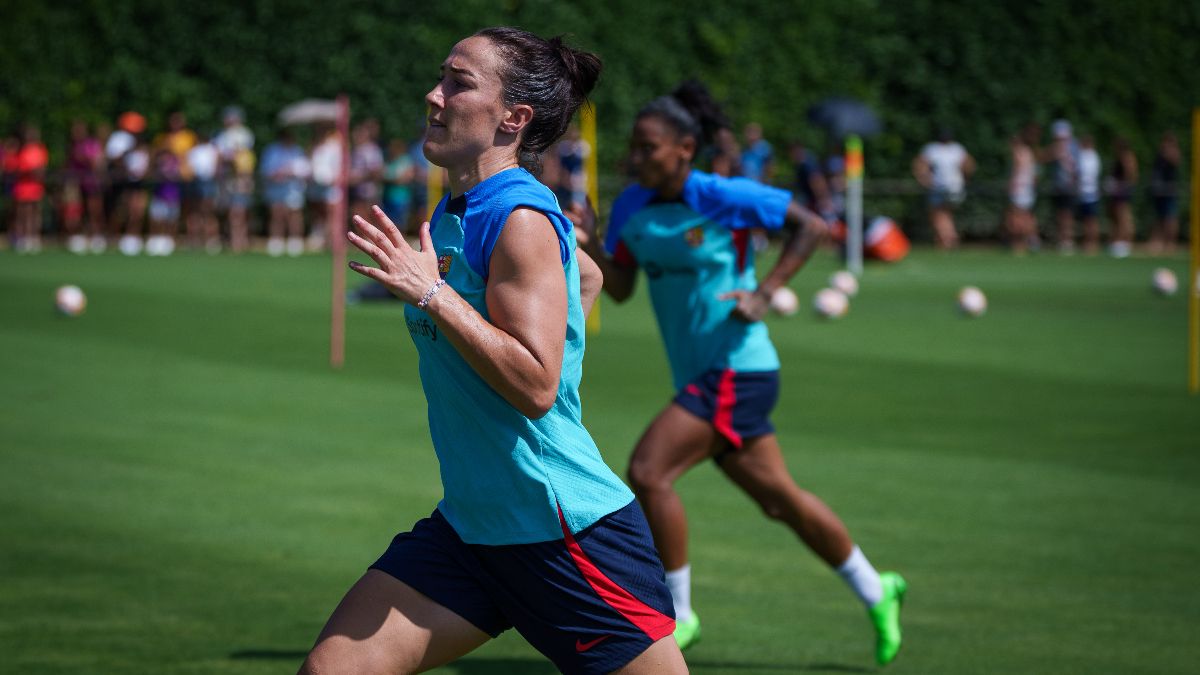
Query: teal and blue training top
404 167 633 546
605 170 791 390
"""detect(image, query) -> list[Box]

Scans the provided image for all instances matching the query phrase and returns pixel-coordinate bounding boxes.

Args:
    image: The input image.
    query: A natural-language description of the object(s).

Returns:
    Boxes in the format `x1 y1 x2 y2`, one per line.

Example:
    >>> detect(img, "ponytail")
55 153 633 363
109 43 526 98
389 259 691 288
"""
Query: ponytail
476 27 602 175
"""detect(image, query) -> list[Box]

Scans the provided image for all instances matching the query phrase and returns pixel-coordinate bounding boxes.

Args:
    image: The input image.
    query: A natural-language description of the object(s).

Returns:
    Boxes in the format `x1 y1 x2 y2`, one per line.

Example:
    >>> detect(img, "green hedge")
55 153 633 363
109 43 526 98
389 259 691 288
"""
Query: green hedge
4 0 1196 236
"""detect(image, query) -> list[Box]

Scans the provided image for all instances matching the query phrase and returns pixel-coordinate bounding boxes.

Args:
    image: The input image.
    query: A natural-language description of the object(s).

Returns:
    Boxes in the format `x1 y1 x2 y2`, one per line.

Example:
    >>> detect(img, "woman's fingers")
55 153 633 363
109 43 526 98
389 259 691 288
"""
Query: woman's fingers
347 229 389 268
348 259 384 282
418 221 434 253
352 213 398 259
371 205 407 249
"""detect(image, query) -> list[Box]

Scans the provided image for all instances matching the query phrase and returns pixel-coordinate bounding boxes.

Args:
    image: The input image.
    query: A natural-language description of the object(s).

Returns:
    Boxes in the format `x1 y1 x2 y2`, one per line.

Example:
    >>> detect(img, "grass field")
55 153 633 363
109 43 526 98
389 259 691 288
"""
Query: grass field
2 246 1198 674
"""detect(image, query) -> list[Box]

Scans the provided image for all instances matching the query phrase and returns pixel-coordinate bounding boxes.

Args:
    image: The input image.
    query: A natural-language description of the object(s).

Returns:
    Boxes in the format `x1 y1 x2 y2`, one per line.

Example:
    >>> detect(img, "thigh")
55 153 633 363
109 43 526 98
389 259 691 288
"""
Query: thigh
302 569 490 675
716 433 800 500
630 403 724 482
612 636 689 675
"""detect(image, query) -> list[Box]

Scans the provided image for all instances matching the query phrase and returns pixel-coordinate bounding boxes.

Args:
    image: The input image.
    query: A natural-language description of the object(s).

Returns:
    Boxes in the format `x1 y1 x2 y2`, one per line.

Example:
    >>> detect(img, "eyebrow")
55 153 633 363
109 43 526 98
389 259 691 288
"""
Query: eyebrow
440 63 475 79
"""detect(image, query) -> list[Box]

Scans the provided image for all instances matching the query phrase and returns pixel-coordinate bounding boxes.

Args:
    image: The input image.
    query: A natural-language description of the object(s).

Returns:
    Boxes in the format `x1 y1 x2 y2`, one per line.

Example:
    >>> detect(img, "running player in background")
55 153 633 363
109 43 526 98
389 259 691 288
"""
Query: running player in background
570 80 906 666
300 27 686 675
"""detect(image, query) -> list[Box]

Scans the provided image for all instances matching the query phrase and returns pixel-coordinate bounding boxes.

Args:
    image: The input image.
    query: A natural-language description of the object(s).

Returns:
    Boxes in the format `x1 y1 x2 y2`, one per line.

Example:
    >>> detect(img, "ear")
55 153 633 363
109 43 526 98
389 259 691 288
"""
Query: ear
499 103 534 135
678 135 697 163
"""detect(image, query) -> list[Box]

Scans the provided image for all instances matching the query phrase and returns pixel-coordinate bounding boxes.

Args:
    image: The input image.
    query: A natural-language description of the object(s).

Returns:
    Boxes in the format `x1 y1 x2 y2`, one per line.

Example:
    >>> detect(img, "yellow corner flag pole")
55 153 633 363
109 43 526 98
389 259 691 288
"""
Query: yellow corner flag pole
1188 108 1199 394
581 102 602 334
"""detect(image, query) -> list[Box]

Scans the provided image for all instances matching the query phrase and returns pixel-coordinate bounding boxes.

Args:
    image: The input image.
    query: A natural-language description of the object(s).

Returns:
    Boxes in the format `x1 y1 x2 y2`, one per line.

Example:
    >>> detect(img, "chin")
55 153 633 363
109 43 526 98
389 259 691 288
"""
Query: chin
422 138 448 168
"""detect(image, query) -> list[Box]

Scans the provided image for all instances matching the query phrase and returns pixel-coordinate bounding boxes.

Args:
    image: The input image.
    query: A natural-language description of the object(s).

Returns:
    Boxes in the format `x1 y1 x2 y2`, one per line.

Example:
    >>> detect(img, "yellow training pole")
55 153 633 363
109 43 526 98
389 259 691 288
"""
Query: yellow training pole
426 163 443 221
1188 108 1199 394
581 102 602 334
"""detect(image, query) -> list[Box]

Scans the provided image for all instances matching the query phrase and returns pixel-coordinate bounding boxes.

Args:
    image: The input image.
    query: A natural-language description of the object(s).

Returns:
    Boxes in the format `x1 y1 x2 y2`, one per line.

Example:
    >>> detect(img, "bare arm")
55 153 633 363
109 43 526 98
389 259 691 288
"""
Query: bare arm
912 155 931 188
722 200 828 322
566 200 638 303
347 206 567 419
576 245 603 318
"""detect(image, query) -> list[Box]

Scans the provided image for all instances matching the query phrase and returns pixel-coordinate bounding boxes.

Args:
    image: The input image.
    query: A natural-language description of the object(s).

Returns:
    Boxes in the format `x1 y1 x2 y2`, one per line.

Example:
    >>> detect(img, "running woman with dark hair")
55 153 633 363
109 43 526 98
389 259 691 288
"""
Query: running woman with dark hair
299 28 687 675
571 81 906 666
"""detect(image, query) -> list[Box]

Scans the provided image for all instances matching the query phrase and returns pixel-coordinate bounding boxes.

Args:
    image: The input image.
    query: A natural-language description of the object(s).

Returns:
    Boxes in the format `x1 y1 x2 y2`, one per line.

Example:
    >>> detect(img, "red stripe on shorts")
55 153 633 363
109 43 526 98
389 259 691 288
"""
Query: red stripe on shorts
713 368 743 448
558 508 676 641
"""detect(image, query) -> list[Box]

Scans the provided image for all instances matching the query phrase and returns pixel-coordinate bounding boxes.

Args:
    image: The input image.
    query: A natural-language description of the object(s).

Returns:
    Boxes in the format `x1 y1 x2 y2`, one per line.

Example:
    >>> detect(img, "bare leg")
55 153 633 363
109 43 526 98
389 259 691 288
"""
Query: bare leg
299 569 490 675
626 404 725 571
1056 207 1074 251
930 207 958 249
717 433 854 567
612 636 689 675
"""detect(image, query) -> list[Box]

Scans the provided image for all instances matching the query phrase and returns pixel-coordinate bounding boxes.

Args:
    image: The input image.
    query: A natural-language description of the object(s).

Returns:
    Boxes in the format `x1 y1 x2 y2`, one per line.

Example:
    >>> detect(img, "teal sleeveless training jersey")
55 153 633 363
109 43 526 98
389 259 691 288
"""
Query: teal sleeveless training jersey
404 168 633 545
605 170 791 390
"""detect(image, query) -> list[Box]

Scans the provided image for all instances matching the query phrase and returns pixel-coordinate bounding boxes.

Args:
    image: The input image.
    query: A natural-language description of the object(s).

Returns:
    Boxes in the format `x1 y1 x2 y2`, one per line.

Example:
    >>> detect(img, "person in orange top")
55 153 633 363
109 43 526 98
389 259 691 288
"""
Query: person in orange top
11 125 49 254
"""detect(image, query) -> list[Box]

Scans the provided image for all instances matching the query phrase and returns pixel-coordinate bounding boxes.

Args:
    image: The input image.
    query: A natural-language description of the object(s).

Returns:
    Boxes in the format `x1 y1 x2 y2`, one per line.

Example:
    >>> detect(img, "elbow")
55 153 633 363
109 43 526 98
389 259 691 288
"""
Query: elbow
519 389 558 420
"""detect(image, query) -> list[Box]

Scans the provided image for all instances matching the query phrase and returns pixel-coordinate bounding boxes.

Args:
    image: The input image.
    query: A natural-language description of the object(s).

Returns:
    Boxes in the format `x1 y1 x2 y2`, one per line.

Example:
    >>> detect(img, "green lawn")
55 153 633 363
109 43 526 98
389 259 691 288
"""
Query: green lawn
2 246 1198 674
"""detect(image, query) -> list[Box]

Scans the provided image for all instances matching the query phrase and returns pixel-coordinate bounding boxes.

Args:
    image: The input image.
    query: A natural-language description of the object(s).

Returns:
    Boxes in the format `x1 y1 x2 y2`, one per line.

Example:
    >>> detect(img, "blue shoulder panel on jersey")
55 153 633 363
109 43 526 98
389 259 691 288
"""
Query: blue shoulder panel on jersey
604 183 655 255
458 168 572 280
682 170 791 232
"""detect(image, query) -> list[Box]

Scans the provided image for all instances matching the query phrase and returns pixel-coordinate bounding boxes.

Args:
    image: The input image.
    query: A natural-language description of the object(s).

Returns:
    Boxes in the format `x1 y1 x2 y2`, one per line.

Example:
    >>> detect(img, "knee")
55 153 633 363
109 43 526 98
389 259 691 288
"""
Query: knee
627 459 670 497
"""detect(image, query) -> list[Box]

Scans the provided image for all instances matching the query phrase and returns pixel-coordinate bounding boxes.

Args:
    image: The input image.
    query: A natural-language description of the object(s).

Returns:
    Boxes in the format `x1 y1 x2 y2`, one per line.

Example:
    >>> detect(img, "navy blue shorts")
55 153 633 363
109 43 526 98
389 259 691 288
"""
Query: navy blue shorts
673 368 779 450
370 500 675 675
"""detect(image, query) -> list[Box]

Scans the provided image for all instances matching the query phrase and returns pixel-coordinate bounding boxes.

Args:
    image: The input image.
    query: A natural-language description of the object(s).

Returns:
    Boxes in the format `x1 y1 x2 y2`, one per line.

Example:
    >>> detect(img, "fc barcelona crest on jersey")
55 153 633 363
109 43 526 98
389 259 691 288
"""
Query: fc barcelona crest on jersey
438 254 453 277
685 226 705 247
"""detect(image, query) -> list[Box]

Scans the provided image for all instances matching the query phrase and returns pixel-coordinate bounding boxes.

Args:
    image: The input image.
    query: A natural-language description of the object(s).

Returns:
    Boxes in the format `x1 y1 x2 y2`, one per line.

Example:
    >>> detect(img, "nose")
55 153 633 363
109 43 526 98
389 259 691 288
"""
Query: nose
425 83 443 111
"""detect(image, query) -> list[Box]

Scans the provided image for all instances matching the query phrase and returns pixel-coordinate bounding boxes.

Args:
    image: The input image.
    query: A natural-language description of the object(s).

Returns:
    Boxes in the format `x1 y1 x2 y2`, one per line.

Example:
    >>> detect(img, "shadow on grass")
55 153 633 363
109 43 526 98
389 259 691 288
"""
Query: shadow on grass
689 659 874 673
230 649 308 660
228 651 557 673
228 650 871 674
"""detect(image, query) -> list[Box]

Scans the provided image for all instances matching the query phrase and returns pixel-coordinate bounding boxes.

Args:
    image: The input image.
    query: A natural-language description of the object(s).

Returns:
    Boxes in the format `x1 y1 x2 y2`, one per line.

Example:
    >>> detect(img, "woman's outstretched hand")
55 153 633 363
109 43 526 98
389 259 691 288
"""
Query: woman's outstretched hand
347 205 440 305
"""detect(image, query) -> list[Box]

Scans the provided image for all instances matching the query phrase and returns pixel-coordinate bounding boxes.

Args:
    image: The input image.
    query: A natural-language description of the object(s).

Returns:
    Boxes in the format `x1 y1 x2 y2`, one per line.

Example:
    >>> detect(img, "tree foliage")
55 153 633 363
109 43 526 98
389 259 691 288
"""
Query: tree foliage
3 0 1196 209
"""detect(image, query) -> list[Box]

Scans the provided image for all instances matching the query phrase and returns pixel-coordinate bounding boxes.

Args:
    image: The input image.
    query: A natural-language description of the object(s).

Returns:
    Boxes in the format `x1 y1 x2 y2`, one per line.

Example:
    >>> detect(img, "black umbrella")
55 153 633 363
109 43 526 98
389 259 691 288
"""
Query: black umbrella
806 97 882 140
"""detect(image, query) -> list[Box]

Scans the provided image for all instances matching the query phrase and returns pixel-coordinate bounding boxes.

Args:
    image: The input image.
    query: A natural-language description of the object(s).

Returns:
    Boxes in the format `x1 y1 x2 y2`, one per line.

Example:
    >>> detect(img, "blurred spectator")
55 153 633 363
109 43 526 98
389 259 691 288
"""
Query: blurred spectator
824 151 847 222
260 128 309 257
349 120 384 220
912 128 974 249
62 120 107 254
1046 119 1079 254
556 123 590 209
407 129 431 229
186 131 221 253
740 122 773 183
1148 131 1181 255
709 127 741 177
106 112 143 252
10 125 49 253
146 147 182 256
789 141 833 220
381 138 415 231
1074 134 1102 255
308 125 342 253
1104 137 1137 258
114 119 151 256
214 106 255 254
1005 126 1039 254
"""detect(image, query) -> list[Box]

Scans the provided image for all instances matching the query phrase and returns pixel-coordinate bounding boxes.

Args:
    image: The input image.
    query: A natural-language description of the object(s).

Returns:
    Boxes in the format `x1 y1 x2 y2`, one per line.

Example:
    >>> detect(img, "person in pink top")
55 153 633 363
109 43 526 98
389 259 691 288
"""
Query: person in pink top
11 125 49 254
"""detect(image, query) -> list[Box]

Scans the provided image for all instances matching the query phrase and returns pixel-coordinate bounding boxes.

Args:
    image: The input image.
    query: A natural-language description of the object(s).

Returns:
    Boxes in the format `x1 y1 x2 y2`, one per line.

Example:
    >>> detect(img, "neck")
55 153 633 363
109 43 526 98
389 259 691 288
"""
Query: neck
656 167 691 201
447 148 520 196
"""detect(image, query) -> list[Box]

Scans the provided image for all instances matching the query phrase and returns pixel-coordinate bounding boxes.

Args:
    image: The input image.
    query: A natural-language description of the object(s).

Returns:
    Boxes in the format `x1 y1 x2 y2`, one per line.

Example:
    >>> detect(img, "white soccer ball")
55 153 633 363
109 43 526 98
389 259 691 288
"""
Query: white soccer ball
769 286 800 316
957 286 987 317
829 270 859 297
55 285 87 317
1151 268 1178 296
813 287 849 319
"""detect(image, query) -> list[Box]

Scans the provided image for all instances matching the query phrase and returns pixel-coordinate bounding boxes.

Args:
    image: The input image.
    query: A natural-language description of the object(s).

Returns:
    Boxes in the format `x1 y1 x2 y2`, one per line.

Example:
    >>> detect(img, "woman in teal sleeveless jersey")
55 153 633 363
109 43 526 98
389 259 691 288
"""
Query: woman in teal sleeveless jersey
299 29 686 675
571 82 906 666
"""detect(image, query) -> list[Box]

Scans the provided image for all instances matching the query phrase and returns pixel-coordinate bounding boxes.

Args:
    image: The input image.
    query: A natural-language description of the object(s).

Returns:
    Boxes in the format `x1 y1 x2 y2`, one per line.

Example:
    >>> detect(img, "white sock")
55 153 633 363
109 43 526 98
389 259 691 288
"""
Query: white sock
836 545 883 608
664 564 693 622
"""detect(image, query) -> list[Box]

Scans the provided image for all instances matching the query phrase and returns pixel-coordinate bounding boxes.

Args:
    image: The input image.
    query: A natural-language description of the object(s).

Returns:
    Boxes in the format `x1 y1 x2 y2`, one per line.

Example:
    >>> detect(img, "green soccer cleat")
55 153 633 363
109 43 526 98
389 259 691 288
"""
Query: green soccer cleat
673 612 701 651
868 572 907 665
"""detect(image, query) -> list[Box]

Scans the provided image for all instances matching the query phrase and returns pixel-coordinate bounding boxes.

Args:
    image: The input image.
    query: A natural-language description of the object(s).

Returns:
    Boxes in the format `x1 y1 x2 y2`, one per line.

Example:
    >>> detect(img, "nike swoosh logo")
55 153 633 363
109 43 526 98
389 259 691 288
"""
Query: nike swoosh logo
575 634 612 652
